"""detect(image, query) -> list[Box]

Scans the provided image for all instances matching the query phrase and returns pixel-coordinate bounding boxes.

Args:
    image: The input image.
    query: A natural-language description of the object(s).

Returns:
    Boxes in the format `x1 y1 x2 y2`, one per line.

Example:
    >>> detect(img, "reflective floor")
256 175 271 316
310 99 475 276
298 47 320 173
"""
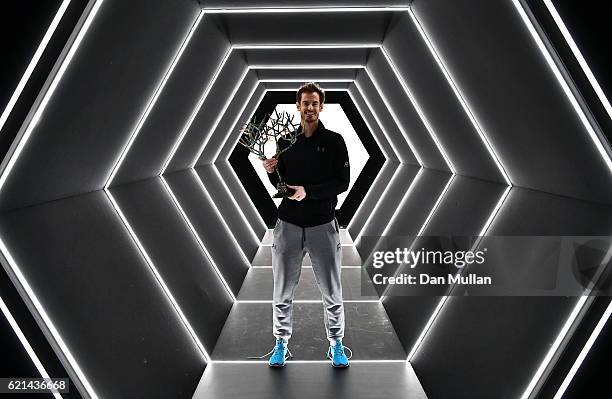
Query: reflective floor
193 229 426 398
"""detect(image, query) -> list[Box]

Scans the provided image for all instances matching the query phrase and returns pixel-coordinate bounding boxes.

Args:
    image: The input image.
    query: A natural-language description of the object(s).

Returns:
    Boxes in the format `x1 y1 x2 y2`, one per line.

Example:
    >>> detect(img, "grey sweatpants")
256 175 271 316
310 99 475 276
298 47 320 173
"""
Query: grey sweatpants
272 218 345 344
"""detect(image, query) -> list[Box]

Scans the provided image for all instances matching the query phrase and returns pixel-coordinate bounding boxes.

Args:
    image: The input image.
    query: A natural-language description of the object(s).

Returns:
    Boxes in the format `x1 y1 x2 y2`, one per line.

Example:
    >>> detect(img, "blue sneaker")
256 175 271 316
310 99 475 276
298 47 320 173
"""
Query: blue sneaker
268 338 292 367
326 340 352 368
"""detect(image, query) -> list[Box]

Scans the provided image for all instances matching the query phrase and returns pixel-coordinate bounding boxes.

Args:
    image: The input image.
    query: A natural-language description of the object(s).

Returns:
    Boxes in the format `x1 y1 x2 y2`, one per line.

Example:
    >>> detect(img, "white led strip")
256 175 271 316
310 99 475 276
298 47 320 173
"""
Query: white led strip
210 84 273 237
353 80 407 164
353 164 421 247
258 78 355 83
205 76 399 244
0 0 105 192
232 44 382 49
554 300 612 398
190 168 252 266
405 184 511 361
0 3 476 380
105 189 210 362
521 243 612 399
351 81 418 241
363 68 423 166
543 0 612 121
104 11 204 188
379 47 455 173
165 44 391 175
343 87 393 162
248 65 365 69
189 71 402 253
0 0 71 136
187 71 269 248
216 85 268 162
511 0 612 174
160 47 233 175
0 296 63 399
160 176 237 302
202 7 411 14
0 237 96 397
236 300 379 303
217 86 269 231
407 8 512 186
0 1 105 397
231 82 397 238
213 359 407 364
377 170 453 299
211 163 263 243
345 89 394 234
190 67 250 167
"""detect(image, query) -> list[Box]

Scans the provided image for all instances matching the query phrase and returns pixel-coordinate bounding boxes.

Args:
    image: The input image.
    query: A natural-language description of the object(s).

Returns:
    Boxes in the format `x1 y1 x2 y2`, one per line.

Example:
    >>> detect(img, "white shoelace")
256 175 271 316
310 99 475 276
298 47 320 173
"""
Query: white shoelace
326 344 353 360
248 344 293 360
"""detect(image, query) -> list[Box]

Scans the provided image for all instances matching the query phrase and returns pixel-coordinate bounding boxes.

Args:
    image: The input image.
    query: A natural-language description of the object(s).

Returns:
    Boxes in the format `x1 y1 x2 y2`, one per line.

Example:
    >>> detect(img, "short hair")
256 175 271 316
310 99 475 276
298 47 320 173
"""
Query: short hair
296 82 325 104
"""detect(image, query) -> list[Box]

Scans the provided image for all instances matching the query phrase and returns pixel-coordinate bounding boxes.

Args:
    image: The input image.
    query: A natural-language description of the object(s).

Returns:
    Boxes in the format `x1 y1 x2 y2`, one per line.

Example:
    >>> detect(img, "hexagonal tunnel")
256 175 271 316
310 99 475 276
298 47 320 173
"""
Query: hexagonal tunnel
0 1 610 399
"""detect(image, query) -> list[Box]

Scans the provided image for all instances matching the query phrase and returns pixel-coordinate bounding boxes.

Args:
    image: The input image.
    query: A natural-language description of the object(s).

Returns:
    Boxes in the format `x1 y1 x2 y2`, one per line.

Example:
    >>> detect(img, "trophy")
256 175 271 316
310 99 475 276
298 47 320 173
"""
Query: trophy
239 110 302 198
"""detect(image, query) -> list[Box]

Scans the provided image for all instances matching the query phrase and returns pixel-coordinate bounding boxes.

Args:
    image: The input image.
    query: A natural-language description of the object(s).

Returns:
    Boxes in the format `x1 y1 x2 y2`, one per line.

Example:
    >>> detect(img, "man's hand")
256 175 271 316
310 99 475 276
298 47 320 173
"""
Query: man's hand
287 185 306 201
261 157 277 173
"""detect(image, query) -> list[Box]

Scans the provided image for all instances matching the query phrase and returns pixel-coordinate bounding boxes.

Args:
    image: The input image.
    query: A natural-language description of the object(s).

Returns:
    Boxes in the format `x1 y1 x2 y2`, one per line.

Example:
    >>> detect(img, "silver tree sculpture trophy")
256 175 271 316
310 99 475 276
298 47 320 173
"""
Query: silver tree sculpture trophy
239 110 302 198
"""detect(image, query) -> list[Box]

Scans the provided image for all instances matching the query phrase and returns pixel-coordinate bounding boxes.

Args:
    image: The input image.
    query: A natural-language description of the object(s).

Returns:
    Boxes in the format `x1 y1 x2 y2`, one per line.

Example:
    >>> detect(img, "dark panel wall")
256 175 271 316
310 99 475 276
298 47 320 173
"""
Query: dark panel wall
255 68 357 82
355 70 418 165
411 0 612 204
197 71 259 165
562 299 612 398
194 165 260 260
366 48 449 172
531 0 612 148
163 169 249 295
347 84 397 162
243 48 369 66
208 12 392 45
109 178 234 352
165 51 249 173
0 1 90 166
1 2 64 110
1 264 81 398
411 188 612 399
382 176 507 355
355 164 421 258
111 13 231 186
0 0 201 211
382 12 506 183
0 191 206 398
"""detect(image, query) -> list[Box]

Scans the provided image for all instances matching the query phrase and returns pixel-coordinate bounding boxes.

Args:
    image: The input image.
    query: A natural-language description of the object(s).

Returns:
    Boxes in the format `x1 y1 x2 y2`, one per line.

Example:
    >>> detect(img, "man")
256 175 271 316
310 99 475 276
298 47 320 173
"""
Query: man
261 82 351 368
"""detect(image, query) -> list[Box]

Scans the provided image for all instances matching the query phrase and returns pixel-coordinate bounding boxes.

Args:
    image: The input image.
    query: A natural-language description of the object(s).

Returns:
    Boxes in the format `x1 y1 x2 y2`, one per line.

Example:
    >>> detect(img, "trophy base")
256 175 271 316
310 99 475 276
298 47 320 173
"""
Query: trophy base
273 184 295 198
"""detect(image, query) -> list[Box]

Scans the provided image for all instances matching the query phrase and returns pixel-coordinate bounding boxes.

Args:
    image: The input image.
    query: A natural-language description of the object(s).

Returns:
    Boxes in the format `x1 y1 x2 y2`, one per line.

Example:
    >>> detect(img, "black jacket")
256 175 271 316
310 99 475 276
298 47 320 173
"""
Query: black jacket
268 121 350 227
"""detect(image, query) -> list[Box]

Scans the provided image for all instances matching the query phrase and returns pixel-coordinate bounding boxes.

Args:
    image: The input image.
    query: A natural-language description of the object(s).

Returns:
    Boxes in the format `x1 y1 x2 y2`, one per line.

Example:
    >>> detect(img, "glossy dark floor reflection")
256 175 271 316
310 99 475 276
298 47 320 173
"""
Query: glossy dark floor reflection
213 301 405 361
192 362 427 399
212 231 405 361
195 229 425 397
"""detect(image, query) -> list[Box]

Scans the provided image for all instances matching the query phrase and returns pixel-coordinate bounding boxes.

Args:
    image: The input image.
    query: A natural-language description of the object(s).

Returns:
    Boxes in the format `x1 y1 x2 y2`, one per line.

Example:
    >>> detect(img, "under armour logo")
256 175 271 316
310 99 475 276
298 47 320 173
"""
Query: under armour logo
316 146 325 152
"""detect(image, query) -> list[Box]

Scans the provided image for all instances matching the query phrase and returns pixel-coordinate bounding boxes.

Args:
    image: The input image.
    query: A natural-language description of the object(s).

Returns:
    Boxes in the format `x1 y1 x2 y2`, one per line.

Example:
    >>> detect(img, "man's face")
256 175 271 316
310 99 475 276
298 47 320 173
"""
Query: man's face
296 91 323 124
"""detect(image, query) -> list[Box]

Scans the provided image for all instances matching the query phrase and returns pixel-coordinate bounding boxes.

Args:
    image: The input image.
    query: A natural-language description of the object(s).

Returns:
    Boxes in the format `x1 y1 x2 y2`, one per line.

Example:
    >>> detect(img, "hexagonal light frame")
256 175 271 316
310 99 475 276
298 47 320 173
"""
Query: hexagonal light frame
3 3 608 398
232 89 384 227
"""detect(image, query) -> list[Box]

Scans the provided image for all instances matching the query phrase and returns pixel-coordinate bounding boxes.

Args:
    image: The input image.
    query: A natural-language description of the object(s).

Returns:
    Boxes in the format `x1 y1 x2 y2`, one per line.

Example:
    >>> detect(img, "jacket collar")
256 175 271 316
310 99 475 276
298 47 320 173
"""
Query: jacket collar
298 120 325 138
